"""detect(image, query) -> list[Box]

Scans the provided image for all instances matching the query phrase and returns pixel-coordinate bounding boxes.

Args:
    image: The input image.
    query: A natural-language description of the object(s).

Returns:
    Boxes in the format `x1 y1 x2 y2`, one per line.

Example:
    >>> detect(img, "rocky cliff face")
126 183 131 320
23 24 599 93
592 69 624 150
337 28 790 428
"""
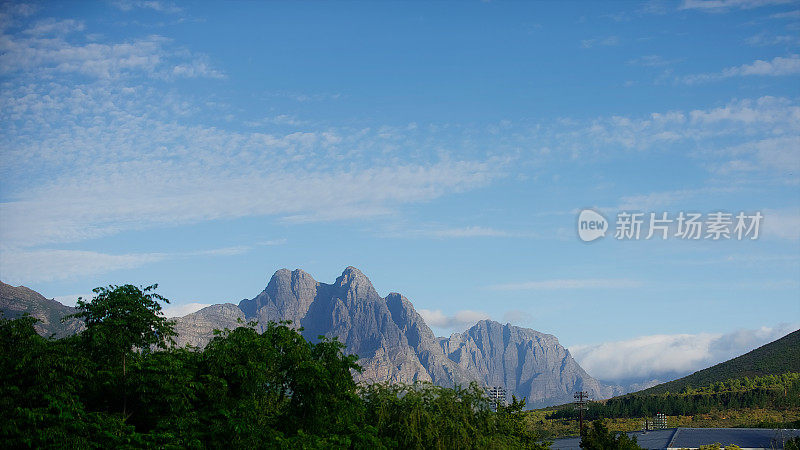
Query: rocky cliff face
441 320 614 407
0 281 85 338
233 267 610 406
171 303 245 348
0 268 616 407
238 267 470 385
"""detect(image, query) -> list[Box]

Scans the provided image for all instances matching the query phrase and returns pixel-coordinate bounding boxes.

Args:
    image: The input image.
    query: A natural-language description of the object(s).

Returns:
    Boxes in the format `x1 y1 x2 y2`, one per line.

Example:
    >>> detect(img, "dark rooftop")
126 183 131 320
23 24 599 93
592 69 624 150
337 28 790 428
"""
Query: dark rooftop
550 427 800 450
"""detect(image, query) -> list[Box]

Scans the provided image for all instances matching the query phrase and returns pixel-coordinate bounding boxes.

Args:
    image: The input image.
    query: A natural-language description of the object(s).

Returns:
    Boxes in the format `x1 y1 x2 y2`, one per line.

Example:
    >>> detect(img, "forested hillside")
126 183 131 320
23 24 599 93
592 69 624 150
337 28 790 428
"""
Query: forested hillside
541 330 800 435
641 329 800 396
548 372 800 421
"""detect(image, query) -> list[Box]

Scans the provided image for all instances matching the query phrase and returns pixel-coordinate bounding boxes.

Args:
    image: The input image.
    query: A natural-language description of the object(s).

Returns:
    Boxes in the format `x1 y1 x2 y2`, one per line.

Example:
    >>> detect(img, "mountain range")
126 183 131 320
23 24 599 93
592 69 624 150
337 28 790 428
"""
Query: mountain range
0 267 620 407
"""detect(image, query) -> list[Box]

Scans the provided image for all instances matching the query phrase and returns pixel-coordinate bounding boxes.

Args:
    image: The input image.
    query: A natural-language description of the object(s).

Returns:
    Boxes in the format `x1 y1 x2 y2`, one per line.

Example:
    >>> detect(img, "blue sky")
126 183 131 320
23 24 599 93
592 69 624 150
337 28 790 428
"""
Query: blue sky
1 0 798 384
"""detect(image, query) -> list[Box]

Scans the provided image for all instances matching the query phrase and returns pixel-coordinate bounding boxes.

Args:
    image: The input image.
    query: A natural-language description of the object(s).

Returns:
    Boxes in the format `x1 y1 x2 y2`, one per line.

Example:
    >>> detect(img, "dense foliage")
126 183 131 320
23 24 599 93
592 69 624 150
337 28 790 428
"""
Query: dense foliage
0 284 549 449
362 383 548 449
548 373 800 421
579 420 642 450
641 330 800 396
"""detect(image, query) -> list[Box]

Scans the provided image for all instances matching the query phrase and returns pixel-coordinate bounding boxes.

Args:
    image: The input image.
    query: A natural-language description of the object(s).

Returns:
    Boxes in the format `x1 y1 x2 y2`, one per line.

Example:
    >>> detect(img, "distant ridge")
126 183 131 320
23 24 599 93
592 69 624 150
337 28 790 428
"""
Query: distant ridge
0 281 84 338
638 328 800 395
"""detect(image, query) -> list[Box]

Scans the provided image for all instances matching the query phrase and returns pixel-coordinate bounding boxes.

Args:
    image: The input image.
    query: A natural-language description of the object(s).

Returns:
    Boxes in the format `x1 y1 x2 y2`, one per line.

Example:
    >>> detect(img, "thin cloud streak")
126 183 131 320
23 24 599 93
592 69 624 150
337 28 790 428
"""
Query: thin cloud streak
682 55 800 84
0 242 286 284
490 279 643 291
679 0 794 11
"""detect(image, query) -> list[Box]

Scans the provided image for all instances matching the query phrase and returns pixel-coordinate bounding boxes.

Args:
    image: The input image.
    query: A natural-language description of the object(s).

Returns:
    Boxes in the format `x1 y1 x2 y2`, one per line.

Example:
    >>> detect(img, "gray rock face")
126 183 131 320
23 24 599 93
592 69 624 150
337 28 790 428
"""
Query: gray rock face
233 267 612 406
171 303 245 348
0 281 85 338
239 268 319 329
441 320 614 408
238 267 467 385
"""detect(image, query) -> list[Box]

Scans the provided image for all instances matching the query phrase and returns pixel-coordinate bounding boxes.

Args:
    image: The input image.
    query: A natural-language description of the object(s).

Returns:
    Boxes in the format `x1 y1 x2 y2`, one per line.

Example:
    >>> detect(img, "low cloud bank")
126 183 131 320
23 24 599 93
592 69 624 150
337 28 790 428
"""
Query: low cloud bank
570 323 798 383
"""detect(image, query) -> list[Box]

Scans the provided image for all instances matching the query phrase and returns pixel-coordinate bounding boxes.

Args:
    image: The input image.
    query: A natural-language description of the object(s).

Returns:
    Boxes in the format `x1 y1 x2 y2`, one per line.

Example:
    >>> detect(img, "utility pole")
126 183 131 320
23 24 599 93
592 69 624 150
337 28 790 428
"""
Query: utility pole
574 391 588 435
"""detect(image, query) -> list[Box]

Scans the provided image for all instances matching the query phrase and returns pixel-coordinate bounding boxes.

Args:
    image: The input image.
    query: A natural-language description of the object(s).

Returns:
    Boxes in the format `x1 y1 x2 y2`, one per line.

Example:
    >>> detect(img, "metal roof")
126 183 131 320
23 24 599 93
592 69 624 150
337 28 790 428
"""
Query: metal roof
668 428 800 449
549 427 800 450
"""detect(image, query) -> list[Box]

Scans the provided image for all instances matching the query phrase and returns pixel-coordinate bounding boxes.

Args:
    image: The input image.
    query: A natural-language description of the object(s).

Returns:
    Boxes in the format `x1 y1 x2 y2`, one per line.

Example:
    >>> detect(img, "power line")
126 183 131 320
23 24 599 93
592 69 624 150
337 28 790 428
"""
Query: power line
574 391 588 435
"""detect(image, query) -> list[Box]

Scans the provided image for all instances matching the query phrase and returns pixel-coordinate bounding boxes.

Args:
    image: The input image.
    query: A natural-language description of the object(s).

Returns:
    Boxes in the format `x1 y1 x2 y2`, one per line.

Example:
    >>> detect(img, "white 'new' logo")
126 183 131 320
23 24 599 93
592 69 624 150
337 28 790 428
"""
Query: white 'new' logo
577 209 607 242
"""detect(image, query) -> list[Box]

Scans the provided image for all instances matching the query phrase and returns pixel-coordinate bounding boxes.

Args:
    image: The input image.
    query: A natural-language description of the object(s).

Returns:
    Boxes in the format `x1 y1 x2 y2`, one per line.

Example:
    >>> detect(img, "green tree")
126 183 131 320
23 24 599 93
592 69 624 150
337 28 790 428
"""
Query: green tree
494 396 552 449
197 321 379 447
69 284 176 419
580 420 643 450
0 315 136 448
362 381 550 449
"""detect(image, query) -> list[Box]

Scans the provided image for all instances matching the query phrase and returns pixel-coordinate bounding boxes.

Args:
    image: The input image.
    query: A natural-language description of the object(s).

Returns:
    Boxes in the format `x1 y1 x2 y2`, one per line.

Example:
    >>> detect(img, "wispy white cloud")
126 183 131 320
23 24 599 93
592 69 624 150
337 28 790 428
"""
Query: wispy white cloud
406 226 527 239
682 55 800 84
190 246 253 257
720 54 800 76
245 115 308 128
762 208 800 240
264 91 343 103
712 136 800 175
0 3 38 30
680 0 794 11
171 57 225 79
1 9 797 286
490 278 642 291
745 32 800 46
428 227 516 238
687 96 800 130
616 186 736 211
0 159 500 249
581 36 619 48
0 249 168 284
769 9 800 18
570 323 798 382
0 243 283 284
0 23 222 80
22 18 84 36
628 55 682 67
569 96 799 154
0 69 503 249
419 309 490 330
112 0 183 14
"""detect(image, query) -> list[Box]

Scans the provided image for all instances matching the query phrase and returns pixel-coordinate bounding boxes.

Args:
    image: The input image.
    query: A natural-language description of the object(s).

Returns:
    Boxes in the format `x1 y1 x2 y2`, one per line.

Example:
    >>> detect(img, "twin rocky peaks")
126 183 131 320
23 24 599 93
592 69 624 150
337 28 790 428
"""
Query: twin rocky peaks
172 266 617 407
0 267 618 407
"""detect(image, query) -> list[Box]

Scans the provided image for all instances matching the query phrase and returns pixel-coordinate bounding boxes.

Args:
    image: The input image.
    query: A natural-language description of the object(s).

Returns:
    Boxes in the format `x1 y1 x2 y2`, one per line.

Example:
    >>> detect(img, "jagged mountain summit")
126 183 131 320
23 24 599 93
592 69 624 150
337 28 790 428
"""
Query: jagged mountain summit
177 266 613 406
0 267 614 407
236 266 473 387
